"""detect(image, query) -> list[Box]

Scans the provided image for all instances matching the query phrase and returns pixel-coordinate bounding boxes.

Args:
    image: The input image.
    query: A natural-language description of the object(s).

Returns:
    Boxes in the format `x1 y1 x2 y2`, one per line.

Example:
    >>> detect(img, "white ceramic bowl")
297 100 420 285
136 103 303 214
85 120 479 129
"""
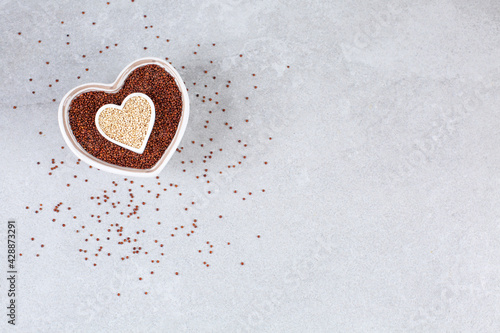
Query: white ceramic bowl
58 57 190 177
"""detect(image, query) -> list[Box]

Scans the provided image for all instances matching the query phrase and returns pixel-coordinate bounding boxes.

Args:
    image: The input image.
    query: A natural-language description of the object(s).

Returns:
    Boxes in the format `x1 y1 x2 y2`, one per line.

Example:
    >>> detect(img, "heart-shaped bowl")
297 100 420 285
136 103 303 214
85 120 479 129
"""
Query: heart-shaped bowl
58 57 189 177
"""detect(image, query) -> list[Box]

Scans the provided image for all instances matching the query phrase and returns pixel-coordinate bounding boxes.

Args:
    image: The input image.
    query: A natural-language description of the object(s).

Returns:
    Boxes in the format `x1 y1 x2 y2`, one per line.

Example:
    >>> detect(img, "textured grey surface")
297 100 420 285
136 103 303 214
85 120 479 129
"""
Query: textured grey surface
1 0 500 332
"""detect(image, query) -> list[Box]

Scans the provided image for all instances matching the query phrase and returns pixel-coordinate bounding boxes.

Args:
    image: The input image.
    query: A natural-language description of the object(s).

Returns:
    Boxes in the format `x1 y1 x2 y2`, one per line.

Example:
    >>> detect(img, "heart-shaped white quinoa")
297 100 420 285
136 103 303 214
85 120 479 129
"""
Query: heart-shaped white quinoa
95 93 155 154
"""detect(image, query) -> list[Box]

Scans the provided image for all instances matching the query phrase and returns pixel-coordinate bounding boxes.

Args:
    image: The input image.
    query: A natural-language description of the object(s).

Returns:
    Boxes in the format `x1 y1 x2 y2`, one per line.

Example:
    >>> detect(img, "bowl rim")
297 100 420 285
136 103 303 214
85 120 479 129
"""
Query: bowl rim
57 57 190 177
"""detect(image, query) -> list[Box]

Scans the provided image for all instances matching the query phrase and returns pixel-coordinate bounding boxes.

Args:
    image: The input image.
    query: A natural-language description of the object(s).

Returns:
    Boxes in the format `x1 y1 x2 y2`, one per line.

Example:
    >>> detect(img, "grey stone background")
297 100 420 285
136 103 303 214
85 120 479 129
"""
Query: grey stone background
1 0 500 332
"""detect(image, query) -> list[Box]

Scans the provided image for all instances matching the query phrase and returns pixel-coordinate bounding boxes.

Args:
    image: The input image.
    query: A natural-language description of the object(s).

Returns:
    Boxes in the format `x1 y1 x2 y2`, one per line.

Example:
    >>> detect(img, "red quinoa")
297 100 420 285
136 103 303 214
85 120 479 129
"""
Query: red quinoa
68 64 182 169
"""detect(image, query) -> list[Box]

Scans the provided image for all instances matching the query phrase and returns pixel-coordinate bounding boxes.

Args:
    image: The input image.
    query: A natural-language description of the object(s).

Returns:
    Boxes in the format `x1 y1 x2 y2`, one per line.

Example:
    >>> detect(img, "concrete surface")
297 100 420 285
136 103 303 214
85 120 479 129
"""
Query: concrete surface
1 0 500 332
